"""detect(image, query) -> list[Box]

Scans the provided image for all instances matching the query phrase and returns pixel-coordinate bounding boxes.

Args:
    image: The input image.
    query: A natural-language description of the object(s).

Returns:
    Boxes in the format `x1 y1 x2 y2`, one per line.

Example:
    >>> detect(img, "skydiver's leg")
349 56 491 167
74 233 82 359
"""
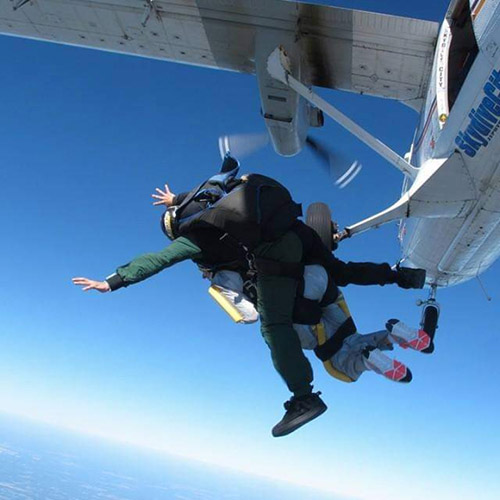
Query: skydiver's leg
331 330 411 383
254 230 314 397
256 231 327 437
320 296 411 382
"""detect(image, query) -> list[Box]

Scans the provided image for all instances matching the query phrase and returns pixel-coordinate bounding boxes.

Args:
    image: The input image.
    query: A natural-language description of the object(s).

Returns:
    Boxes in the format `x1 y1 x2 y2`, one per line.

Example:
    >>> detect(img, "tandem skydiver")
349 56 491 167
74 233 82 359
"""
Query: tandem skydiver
73 154 426 437
196 209 430 386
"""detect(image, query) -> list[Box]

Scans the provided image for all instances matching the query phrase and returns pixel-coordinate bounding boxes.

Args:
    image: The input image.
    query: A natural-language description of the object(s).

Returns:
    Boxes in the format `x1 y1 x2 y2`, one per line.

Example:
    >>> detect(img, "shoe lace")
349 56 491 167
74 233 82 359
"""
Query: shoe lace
284 391 322 411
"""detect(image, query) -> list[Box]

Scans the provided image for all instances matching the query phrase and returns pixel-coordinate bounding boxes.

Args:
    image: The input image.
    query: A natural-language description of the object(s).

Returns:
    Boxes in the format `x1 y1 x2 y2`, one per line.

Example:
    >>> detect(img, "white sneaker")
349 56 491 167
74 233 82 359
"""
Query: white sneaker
386 319 431 352
363 348 412 383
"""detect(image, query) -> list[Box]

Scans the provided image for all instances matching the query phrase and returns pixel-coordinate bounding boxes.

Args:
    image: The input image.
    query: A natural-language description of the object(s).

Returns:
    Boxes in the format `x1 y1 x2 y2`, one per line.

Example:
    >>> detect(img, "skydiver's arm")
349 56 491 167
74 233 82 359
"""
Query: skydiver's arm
107 236 203 290
329 259 425 289
73 236 203 293
291 221 423 288
328 258 397 287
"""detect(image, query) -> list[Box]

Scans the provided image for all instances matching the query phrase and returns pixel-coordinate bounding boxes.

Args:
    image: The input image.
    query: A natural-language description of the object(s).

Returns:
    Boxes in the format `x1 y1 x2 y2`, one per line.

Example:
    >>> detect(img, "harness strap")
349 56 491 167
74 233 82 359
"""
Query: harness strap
217 232 253 267
296 276 305 297
314 317 357 361
292 296 322 325
314 323 354 383
176 180 206 214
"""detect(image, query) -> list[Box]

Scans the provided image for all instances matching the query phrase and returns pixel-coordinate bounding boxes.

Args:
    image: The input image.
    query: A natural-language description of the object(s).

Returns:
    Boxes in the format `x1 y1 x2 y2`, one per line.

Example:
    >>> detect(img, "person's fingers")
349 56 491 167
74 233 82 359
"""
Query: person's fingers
72 277 90 285
164 184 170 193
72 277 111 293
151 194 163 199
74 278 99 288
155 187 166 195
152 200 165 206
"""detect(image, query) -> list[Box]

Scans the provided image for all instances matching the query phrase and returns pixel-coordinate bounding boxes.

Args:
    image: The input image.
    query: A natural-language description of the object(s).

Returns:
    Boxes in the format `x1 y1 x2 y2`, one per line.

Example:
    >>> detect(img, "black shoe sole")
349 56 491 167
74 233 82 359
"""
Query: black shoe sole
272 404 327 438
400 369 413 383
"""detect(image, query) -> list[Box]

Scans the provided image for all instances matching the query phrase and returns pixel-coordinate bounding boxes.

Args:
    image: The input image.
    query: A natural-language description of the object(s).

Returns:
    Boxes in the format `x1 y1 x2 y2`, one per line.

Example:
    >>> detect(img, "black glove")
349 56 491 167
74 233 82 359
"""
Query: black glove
395 267 426 289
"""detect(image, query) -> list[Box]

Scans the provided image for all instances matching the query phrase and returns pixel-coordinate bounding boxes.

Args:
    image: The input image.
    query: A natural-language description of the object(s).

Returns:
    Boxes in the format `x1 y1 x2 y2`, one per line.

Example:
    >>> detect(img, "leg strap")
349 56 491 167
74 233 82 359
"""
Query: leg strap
314 317 357 361
292 296 322 325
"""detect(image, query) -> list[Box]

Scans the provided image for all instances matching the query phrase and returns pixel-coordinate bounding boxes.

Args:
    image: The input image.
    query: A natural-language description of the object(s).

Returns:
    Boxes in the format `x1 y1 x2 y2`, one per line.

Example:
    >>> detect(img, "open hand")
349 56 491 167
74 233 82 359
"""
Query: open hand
72 277 110 293
152 184 176 207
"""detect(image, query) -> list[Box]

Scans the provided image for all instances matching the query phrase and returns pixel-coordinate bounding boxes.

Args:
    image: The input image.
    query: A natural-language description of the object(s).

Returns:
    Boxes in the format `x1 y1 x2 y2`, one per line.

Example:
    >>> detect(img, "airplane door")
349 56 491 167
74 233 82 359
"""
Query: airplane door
469 0 500 65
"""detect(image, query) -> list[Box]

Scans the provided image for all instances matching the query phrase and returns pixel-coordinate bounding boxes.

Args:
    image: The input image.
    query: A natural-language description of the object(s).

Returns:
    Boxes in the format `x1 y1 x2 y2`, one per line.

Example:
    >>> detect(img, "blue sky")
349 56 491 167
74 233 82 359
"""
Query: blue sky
0 1 499 500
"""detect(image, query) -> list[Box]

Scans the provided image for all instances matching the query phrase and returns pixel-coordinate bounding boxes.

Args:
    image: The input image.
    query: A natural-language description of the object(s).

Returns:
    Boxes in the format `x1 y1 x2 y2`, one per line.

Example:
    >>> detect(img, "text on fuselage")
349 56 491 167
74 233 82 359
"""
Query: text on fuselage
455 69 500 158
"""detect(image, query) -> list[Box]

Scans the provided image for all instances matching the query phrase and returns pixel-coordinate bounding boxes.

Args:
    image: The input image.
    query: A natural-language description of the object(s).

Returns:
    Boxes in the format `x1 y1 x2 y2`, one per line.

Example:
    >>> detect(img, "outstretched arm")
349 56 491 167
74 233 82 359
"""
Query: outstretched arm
72 236 203 293
293 221 425 289
328 259 396 287
330 259 425 289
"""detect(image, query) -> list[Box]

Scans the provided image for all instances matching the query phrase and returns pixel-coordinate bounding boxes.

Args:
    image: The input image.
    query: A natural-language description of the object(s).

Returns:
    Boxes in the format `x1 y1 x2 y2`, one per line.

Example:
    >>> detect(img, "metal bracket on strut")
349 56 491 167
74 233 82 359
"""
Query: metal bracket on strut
13 0 31 11
414 288 440 357
141 0 161 27
416 285 440 333
416 284 438 307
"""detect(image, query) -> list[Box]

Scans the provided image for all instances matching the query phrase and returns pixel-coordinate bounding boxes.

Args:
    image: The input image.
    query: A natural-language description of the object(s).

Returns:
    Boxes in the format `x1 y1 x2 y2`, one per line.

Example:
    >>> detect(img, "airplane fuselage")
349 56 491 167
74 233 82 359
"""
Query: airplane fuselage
400 0 500 287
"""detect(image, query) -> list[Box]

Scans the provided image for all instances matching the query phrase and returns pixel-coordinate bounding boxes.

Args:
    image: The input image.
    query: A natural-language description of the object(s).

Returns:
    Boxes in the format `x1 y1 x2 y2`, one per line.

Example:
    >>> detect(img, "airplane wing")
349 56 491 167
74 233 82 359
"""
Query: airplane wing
0 0 439 108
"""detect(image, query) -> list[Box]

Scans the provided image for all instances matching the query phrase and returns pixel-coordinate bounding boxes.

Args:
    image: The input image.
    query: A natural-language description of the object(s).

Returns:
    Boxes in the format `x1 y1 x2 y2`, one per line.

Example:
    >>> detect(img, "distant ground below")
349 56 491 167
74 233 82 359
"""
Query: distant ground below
0 413 346 500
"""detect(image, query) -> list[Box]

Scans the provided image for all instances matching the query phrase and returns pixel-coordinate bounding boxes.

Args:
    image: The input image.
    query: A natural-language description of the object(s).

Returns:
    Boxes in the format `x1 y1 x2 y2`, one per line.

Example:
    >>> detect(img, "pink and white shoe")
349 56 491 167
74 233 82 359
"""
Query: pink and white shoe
386 319 431 353
363 349 412 383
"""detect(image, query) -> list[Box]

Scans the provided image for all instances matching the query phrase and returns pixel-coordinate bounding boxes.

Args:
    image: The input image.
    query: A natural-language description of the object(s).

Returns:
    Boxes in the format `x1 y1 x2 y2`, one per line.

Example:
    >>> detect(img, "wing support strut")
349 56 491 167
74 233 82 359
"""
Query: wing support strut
267 46 418 180
344 153 476 236
347 151 478 238
267 47 478 240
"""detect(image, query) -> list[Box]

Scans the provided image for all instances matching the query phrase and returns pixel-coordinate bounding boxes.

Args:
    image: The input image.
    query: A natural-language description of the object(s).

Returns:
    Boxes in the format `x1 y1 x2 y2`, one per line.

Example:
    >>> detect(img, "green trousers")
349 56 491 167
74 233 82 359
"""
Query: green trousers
254 231 314 397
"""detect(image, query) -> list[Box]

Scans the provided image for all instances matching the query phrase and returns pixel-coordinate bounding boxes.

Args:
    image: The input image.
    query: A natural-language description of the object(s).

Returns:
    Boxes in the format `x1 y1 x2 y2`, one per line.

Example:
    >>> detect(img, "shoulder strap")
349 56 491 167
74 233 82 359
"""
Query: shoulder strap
176 180 207 213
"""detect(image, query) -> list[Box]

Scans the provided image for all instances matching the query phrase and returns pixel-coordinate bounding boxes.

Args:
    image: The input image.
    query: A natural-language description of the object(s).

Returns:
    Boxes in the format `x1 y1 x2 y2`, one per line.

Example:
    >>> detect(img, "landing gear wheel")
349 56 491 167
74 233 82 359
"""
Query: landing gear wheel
306 202 333 252
421 304 439 354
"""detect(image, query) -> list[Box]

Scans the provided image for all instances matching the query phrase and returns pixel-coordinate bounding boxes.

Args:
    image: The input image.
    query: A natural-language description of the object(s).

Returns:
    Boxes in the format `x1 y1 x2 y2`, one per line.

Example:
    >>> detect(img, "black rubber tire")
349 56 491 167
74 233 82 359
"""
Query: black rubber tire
306 202 333 252
422 304 439 354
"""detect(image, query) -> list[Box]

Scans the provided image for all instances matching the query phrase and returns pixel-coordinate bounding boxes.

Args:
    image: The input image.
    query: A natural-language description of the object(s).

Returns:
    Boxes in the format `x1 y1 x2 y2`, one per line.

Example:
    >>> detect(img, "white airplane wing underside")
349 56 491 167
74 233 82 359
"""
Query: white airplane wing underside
1 0 439 107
